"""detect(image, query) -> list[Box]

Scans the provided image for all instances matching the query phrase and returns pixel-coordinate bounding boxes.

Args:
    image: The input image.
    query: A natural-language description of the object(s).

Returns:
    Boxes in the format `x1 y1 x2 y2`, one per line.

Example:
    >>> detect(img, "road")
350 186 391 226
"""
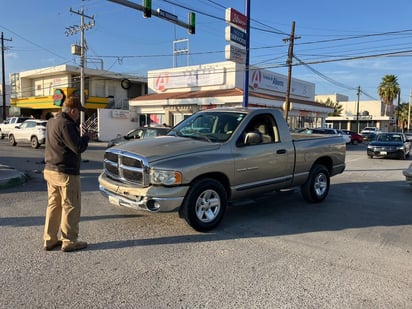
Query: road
0 140 411 308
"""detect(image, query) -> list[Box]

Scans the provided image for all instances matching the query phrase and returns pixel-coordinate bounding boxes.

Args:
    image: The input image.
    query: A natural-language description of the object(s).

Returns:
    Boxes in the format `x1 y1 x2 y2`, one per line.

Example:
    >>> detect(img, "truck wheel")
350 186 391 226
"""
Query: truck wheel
301 164 330 203
180 178 227 232
8 135 16 146
0 131 4 139
31 136 40 149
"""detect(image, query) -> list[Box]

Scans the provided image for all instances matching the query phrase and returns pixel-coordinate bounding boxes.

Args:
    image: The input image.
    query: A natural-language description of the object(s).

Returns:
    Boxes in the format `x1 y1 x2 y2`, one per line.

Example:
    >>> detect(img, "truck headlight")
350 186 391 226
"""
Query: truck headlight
150 169 182 185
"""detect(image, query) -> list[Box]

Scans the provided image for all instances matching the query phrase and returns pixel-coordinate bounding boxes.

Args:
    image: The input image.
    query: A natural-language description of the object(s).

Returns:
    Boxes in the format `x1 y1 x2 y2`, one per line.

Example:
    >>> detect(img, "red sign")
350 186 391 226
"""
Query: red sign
225 8 247 30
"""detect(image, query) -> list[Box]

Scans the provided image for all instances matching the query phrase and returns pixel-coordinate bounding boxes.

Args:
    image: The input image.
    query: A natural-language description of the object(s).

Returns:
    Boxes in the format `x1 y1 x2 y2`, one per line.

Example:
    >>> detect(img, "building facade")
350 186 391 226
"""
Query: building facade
130 61 333 128
317 94 395 133
9 64 147 120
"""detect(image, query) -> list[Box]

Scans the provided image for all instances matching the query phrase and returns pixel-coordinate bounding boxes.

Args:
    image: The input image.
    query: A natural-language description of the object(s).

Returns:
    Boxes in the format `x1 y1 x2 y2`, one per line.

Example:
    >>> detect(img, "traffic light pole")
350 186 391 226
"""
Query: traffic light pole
107 0 195 34
242 0 250 108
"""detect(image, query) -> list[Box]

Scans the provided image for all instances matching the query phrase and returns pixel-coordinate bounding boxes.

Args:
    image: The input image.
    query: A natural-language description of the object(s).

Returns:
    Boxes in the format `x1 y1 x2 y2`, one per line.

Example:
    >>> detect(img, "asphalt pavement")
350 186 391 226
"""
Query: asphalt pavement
0 141 107 190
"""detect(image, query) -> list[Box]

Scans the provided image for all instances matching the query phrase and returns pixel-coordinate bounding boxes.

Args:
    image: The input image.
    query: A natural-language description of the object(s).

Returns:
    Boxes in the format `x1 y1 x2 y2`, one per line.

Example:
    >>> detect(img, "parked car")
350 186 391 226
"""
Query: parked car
8 119 48 148
403 163 412 185
362 132 377 143
367 132 411 159
336 129 352 144
107 126 170 148
300 127 350 144
342 130 363 145
361 127 380 135
0 116 30 139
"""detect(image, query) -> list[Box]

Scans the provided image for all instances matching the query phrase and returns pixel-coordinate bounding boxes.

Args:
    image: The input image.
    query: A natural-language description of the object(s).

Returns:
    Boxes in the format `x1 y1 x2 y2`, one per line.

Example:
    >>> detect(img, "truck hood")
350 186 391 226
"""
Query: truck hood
112 136 222 161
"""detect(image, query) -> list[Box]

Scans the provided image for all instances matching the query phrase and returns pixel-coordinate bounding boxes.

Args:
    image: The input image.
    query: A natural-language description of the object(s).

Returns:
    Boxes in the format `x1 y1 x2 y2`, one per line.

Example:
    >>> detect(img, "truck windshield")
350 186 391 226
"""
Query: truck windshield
169 111 245 143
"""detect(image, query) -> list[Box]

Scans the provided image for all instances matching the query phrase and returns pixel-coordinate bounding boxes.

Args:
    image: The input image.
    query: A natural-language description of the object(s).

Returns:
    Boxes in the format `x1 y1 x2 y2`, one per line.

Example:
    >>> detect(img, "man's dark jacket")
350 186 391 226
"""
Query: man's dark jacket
44 112 89 175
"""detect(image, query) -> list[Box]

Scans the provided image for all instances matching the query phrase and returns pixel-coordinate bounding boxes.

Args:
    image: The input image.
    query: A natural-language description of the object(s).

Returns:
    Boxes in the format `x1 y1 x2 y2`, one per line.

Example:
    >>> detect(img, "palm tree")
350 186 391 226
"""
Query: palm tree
377 74 400 116
395 102 411 131
319 98 343 116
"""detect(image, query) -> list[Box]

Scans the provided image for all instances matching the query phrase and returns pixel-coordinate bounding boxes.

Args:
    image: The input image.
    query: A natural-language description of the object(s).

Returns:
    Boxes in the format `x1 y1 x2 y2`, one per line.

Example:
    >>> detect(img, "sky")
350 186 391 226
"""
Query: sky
2 0 412 102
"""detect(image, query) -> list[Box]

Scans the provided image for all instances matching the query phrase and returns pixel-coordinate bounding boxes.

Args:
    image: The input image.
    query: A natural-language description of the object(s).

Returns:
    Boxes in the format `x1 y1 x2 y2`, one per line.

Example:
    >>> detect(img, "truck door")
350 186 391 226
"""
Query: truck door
232 113 295 193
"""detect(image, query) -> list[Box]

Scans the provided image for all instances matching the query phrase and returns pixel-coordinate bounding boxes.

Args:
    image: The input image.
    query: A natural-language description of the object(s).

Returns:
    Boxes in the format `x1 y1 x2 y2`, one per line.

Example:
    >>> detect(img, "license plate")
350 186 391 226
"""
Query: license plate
380 151 387 155
108 195 121 206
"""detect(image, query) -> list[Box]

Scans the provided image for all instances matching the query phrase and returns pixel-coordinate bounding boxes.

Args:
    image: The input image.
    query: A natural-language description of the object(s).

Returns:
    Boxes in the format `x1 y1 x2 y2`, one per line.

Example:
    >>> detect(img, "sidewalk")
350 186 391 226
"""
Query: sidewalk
0 164 27 189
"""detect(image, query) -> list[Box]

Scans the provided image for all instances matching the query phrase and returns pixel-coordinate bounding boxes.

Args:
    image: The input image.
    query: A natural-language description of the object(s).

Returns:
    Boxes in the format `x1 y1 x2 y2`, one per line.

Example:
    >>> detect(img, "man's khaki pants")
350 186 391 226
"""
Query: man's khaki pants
43 169 81 247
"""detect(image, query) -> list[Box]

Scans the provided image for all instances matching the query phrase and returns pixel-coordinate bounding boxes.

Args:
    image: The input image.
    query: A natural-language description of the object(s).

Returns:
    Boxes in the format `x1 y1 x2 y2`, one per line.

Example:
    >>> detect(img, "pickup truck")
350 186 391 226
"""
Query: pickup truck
98 108 346 232
0 116 30 139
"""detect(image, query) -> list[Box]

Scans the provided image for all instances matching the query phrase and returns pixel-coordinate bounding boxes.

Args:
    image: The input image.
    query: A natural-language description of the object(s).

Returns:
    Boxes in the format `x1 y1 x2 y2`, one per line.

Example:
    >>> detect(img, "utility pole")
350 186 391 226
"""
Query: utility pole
283 21 300 121
395 89 400 132
1 32 12 121
65 8 95 134
356 86 360 133
173 38 189 67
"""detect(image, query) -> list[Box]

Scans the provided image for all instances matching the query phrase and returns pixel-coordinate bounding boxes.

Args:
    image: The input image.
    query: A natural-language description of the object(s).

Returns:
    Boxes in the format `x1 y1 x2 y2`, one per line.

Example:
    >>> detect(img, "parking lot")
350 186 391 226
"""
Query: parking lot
0 140 411 308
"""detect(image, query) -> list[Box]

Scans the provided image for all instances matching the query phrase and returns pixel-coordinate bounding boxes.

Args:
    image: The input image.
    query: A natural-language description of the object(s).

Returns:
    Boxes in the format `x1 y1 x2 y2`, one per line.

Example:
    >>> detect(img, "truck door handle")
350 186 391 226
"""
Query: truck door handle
276 149 286 154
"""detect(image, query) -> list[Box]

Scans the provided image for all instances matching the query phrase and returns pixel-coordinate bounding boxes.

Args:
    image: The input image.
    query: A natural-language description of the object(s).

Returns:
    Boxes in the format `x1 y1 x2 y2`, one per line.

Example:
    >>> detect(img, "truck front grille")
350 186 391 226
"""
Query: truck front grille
103 148 150 187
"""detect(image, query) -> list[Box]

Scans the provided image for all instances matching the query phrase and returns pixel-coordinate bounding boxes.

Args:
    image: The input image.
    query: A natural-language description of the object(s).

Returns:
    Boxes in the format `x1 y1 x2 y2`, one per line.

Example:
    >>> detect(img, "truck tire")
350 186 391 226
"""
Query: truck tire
301 164 330 203
180 178 227 232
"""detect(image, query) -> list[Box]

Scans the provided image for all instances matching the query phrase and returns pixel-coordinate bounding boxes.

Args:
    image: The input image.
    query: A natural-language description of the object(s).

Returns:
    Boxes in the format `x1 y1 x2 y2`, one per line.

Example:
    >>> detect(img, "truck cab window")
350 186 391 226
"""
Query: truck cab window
240 114 278 146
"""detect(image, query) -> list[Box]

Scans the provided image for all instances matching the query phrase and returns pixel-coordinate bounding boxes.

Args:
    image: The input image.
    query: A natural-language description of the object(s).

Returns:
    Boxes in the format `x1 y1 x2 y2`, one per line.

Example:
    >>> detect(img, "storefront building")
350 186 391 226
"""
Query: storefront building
129 61 332 128
9 64 147 120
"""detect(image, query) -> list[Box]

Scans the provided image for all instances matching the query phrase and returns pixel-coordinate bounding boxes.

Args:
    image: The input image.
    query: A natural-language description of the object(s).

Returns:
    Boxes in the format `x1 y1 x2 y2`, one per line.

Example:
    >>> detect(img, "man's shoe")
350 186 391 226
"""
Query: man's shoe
61 241 88 252
44 240 63 251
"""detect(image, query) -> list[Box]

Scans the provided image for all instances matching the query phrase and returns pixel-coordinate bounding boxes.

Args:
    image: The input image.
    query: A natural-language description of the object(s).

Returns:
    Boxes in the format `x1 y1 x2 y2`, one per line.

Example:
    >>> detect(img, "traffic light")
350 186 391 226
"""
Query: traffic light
143 0 151 18
188 12 195 34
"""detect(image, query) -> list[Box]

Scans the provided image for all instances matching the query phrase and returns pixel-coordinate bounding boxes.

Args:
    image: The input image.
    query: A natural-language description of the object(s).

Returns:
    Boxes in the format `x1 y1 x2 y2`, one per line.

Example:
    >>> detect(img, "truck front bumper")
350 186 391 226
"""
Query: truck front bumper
98 173 189 212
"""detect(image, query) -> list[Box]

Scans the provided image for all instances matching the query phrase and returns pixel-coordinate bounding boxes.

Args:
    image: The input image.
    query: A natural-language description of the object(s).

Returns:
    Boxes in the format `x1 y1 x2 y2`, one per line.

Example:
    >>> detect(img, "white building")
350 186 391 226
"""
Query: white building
316 94 393 132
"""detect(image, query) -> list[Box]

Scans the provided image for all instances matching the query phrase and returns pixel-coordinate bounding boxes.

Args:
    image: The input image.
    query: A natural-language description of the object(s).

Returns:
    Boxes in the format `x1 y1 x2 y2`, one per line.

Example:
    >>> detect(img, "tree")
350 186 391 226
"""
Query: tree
377 74 400 116
395 102 411 131
319 98 343 116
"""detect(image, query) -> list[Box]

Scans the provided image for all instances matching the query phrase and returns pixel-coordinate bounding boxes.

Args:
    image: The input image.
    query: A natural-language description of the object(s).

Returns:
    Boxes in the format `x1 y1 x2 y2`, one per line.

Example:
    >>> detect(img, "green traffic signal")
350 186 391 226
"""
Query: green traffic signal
188 12 195 34
143 0 151 18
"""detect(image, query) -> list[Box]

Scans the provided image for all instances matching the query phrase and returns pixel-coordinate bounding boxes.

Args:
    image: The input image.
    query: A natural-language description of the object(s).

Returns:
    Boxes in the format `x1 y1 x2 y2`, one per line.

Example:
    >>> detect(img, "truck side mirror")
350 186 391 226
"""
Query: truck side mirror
244 132 262 145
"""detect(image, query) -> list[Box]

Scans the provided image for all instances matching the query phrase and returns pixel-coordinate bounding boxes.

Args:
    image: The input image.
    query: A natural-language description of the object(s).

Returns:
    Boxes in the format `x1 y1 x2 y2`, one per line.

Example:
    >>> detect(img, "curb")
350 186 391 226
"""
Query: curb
0 165 28 190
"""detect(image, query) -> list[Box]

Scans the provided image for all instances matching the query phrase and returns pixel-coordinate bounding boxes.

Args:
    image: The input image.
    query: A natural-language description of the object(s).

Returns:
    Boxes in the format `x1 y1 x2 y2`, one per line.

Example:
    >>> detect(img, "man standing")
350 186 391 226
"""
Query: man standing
43 95 91 252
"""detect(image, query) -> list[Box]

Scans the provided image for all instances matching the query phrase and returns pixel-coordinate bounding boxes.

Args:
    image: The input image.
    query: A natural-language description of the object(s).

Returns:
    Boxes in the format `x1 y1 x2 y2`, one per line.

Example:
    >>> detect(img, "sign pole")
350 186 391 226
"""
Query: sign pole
242 0 250 108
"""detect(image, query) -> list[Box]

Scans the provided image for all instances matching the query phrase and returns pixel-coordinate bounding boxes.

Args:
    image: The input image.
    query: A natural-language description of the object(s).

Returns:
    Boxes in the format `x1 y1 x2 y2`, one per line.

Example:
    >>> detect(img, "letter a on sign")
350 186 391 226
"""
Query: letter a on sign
155 73 169 92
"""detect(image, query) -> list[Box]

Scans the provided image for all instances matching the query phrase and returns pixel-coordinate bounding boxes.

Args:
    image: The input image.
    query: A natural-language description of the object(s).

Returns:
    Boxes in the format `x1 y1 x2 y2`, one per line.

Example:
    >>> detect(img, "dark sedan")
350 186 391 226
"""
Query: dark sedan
367 132 411 159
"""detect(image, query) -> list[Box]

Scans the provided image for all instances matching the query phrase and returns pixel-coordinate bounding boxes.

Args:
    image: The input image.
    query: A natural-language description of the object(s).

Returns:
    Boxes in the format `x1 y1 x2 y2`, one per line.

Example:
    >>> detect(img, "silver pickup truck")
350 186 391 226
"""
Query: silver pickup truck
98 108 346 231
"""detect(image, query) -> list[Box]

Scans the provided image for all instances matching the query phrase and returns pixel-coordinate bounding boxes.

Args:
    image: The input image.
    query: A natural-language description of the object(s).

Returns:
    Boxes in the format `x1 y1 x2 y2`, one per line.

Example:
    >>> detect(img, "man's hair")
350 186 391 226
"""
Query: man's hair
62 95 84 113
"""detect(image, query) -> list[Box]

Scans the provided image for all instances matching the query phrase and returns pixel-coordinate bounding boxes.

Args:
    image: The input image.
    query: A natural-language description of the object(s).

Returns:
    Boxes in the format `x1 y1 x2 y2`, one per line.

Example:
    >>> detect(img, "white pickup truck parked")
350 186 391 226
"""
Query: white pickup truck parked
98 108 346 231
0 116 30 139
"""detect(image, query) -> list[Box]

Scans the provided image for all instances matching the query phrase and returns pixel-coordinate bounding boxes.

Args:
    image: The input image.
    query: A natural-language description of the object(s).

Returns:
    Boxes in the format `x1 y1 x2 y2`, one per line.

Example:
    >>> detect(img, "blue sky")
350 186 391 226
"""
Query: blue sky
2 0 412 102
